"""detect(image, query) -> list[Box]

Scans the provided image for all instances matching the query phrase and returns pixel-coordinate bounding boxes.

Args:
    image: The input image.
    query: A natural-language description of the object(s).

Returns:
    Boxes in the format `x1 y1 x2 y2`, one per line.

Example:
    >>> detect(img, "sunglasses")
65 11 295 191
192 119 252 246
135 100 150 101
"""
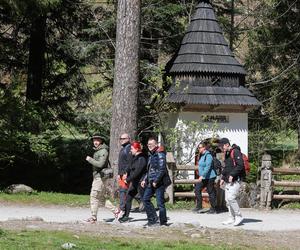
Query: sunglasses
119 138 129 140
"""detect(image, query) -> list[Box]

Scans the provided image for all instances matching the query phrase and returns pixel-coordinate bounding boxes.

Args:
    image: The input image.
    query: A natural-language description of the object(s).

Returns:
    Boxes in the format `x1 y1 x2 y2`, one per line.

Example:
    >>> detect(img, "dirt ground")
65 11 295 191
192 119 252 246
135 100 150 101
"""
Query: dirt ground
1 202 300 249
1 219 299 250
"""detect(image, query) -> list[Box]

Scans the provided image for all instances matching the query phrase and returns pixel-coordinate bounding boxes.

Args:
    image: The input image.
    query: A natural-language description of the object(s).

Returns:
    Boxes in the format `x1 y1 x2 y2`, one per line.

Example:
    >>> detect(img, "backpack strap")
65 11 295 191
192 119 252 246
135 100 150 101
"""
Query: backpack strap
230 149 236 167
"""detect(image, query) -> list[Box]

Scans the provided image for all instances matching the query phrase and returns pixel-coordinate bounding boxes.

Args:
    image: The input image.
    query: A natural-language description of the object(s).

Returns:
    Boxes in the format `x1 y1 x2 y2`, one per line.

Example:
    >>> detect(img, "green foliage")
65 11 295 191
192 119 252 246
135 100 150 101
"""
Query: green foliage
248 128 278 158
281 202 300 209
246 161 259 183
75 109 111 141
246 0 300 144
166 119 220 164
166 199 195 210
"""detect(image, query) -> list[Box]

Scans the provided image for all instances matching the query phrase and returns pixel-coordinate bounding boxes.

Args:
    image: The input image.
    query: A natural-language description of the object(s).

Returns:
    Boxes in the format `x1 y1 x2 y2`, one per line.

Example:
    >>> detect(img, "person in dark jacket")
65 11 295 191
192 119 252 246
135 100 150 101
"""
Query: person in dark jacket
141 137 168 227
119 141 147 222
219 138 245 226
117 133 132 218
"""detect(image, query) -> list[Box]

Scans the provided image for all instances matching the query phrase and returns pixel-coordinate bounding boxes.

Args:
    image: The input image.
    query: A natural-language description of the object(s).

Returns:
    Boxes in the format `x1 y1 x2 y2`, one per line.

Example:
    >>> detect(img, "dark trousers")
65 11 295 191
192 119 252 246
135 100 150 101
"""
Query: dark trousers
119 188 127 211
194 178 217 209
143 184 167 225
124 183 144 217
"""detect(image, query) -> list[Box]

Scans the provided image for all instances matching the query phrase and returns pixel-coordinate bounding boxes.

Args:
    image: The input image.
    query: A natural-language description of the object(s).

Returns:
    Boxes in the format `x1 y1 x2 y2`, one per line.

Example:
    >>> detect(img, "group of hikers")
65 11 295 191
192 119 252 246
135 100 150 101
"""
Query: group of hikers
85 133 246 227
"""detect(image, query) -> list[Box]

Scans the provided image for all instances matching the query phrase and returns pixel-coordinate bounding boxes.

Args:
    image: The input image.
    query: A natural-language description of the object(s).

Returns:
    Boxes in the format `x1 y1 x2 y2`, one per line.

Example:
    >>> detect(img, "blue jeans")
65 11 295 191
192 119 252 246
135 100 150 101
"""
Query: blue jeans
143 184 167 225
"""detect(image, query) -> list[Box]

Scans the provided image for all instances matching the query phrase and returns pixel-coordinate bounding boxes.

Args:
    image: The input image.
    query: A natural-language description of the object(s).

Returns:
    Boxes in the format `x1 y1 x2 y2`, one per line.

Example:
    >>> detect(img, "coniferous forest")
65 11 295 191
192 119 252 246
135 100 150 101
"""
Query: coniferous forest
0 0 299 193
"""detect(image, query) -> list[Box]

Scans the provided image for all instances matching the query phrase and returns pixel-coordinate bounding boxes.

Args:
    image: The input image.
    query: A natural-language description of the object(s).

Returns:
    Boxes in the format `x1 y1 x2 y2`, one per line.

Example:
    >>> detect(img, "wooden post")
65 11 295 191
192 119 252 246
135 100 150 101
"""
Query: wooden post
166 152 175 204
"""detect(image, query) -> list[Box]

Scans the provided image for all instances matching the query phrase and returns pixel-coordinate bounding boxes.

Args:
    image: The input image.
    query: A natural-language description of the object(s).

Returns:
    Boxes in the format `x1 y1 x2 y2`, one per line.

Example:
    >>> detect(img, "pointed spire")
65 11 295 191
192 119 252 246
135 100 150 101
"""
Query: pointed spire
169 0 246 75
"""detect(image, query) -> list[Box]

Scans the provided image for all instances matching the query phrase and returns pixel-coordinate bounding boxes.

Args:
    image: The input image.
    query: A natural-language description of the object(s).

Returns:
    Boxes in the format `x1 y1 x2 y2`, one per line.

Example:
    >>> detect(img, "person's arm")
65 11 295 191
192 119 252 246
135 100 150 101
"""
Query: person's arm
154 153 166 184
86 148 108 170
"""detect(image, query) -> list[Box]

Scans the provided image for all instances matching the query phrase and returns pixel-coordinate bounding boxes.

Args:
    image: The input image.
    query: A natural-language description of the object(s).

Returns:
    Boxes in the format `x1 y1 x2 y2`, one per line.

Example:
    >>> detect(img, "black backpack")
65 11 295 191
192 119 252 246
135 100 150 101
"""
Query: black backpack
204 152 222 176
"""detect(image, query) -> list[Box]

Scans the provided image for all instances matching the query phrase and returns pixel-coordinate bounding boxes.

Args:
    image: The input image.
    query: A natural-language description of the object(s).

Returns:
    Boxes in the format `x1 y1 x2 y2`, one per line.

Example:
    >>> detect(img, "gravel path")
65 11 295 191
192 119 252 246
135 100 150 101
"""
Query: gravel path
1 204 300 231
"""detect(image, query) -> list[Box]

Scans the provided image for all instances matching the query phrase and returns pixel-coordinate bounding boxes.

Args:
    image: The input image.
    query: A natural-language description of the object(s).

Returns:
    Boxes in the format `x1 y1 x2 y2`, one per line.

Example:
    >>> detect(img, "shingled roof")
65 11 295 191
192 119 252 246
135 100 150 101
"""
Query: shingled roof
167 85 259 106
169 0 246 75
166 0 260 107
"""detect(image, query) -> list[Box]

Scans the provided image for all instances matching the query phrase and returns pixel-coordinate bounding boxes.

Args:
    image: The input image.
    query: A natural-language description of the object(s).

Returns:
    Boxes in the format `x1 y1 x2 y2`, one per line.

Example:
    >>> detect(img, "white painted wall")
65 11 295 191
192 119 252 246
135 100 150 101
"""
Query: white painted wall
169 111 248 164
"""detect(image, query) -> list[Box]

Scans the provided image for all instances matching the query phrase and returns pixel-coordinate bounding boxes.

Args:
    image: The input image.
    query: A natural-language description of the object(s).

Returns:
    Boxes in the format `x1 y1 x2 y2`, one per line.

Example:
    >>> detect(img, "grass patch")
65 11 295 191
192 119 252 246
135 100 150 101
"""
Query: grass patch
281 202 300 209
0 191 197 210
0 191 89 207
166 199 195 210
0 229 226 250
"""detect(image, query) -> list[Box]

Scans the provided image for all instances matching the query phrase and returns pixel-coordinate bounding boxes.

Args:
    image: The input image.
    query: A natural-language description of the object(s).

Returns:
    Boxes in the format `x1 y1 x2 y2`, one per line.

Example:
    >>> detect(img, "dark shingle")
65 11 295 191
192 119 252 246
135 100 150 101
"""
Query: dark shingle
167 86 261 106
169 1 246 75
166 0 259 107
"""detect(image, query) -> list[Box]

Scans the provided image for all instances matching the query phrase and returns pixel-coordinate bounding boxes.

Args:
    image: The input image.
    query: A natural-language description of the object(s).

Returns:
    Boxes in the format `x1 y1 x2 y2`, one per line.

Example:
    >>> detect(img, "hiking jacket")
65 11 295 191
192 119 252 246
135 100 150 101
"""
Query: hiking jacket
198 150 217 180
144 148 166 185
221 147 245 182
87 143 109 179
126 153 147 186
118 142 132 175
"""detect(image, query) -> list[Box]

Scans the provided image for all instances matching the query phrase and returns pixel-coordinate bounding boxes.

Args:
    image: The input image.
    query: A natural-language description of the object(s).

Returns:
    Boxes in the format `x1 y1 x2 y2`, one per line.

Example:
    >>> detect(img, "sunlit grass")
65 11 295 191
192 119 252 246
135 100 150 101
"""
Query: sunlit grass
0 191 89 207
0 229 227 250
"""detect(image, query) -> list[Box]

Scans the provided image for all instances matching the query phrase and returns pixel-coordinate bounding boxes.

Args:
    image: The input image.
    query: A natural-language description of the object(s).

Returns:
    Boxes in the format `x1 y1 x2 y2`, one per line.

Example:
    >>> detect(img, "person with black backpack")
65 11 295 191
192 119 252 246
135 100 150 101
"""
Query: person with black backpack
219 138 245 226
193 140 217 214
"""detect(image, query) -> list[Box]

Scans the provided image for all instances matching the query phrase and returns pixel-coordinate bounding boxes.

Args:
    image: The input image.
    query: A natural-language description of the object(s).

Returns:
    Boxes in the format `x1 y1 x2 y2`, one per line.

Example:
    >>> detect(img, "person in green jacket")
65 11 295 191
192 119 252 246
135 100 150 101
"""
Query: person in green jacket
85 133 109 223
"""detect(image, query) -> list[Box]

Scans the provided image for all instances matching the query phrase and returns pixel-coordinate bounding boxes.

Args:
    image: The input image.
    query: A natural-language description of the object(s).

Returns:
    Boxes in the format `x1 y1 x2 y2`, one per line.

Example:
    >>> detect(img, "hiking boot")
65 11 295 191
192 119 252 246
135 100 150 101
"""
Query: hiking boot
196 208 208 214
206 208 217 214
160 222 168 226
143 222 159 228
84 216 97 224
118 216 130 223
192 207 202 213
222 218 235 225
233 216 243 226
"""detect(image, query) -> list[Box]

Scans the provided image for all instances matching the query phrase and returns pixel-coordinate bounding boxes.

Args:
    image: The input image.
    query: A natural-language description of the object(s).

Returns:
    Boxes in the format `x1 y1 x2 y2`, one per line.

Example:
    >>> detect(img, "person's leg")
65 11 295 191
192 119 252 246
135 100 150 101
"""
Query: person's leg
138 184 145 212
89 177 104 222
206 178 217 213
124 185 138 218
155 185 167 225
193 182 203 211
228 181 243 225
222 182 235 225
224 182 243 225
143 185 158 224
119 188 128 212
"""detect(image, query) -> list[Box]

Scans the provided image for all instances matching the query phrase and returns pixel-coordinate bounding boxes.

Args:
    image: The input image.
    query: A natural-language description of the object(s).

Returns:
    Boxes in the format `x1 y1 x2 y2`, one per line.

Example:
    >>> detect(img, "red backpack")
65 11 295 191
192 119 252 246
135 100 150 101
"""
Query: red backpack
230 148 250 175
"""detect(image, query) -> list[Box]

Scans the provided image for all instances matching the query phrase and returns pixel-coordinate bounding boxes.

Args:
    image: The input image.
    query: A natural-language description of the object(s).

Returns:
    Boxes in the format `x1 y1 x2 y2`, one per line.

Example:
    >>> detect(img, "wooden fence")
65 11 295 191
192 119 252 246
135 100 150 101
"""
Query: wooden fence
166 152 300 206
272 167 300 200
166 152 209 204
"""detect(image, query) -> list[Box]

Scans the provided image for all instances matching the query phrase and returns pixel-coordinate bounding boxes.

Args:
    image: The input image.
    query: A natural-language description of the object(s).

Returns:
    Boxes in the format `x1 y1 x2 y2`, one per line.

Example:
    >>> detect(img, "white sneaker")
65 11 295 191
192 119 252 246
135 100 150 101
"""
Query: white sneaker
233 216 243 226
222 218 235 225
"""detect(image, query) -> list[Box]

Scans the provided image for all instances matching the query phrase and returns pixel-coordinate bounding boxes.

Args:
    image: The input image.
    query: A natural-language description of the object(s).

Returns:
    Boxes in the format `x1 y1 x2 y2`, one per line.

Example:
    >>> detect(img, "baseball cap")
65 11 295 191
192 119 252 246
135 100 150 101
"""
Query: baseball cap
219 138 230 146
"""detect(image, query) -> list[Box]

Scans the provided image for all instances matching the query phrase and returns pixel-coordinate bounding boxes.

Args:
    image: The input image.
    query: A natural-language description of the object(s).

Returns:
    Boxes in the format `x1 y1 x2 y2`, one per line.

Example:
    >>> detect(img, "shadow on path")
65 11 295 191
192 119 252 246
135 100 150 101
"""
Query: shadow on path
242 218 263 224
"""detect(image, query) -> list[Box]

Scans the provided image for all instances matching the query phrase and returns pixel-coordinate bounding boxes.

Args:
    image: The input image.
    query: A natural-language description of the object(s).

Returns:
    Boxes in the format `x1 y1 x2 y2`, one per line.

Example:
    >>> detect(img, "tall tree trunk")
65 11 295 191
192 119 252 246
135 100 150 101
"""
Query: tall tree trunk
109 0 141 195
26 15 46 103
229 0 235 50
